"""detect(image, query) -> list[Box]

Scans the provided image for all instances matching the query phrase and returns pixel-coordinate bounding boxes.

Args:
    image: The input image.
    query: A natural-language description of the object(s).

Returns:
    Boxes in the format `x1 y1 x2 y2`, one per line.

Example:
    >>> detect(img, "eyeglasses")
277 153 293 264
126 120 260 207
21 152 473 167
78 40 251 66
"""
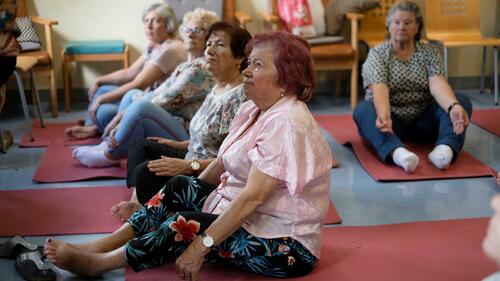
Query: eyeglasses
181 26 206 35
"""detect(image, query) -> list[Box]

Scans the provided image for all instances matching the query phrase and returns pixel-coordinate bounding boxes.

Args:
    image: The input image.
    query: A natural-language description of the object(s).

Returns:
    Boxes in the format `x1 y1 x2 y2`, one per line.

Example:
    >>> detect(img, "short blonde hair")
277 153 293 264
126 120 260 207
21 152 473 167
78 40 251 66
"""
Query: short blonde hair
181 8 220 31
142 3 178 36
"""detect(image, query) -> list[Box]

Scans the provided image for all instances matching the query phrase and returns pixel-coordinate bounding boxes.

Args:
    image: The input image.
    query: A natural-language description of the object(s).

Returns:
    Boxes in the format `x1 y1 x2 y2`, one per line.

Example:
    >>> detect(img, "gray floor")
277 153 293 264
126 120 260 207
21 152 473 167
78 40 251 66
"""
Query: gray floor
0 89 498 280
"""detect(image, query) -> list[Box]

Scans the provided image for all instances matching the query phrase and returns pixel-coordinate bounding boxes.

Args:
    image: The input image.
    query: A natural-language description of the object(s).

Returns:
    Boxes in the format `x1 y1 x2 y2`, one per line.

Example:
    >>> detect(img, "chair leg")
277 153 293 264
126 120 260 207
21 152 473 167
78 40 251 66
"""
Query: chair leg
494 46 498 106
124 44 130 68
335 72 341 97
49 66 58 117
13 71 35 141
62 51 71 112
350 64 358 109
30 68 45 128
480 46 487 94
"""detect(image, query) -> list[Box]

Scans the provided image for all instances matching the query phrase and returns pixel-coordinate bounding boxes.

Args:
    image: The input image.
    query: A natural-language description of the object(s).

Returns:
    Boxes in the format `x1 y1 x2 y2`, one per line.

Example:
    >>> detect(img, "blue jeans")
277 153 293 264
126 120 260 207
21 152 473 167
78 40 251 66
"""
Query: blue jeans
353 94 473 162
108 100 189 158
117 89 156 112
84 84 120 133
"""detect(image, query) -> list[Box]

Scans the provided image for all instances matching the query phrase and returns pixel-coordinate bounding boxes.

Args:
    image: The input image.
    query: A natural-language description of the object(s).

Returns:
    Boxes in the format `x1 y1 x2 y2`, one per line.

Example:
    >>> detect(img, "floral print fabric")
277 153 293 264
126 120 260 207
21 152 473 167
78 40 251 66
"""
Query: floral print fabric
185 84 247 160
142 57 215 130
125 175 317 277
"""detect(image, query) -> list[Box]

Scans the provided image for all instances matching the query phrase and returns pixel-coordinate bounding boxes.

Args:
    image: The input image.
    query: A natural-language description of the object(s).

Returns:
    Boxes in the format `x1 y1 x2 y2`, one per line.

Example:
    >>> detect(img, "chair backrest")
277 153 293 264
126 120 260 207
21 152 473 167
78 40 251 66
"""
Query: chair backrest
16 0 27 17
425 0 482 41
358 0 397 46
164 0 234 23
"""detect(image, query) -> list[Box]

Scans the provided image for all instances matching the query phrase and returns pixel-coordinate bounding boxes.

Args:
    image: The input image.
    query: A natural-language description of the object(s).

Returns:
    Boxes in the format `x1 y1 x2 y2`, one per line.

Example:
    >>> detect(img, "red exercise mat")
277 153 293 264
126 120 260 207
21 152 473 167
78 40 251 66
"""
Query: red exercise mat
471 108 500 137
33 141 126 183
324 201 342 224
126 218 495 281
0 186 132 236
19 120 101 147
315 114 493 181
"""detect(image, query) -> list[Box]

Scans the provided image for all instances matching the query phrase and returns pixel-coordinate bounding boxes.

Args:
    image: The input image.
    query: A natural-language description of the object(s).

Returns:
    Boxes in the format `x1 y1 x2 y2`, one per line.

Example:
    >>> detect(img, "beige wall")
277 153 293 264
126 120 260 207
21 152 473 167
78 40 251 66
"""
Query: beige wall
27 0 498 89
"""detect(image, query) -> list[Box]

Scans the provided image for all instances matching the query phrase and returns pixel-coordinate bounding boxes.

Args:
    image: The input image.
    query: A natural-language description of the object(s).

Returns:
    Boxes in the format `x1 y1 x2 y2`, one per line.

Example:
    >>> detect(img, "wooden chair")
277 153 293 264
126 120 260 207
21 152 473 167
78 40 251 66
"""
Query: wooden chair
61 41 130 112
1 56 45 152
425 0 500 105
16 0 59 117
259 0 364 109
358 0 397 48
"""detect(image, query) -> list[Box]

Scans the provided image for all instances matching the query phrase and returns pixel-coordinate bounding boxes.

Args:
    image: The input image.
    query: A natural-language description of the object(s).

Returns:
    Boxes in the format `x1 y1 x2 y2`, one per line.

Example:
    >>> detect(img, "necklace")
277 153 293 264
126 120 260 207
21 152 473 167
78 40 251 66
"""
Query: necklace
214 72 242 95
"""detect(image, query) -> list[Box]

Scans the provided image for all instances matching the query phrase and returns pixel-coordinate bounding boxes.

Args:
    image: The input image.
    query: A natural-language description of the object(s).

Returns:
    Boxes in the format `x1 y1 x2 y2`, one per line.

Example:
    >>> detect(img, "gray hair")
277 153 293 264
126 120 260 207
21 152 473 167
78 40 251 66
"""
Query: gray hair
386 1 424 41
142 3 178 36
181 8 220 31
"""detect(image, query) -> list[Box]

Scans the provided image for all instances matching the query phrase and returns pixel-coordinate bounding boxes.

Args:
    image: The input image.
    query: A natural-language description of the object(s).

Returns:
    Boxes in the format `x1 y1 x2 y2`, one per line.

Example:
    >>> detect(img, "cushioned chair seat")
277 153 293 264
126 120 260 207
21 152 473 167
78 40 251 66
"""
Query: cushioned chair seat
18 51 51 65
311 43 354 59
65 40 126 55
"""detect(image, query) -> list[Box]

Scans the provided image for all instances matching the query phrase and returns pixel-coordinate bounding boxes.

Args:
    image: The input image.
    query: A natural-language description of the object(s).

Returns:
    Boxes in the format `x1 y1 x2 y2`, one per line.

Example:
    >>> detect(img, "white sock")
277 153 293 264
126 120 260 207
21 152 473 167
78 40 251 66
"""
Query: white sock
392 147 419 173
74 145 118 168
71 141 108 158
428 144 453 170
72 146 91 158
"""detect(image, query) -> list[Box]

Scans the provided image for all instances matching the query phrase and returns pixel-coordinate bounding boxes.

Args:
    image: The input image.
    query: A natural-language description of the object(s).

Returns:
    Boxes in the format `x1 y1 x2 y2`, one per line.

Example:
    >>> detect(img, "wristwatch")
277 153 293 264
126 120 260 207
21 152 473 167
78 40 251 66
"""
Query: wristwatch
190 160 201 173
200 232 214 248
447 102 460 114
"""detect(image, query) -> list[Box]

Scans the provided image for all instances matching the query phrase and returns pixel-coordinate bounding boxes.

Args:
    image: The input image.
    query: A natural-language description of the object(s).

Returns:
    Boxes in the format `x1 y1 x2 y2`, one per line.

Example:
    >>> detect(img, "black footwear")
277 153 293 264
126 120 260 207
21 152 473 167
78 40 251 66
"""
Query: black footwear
0 236 39 258
16 248 56 281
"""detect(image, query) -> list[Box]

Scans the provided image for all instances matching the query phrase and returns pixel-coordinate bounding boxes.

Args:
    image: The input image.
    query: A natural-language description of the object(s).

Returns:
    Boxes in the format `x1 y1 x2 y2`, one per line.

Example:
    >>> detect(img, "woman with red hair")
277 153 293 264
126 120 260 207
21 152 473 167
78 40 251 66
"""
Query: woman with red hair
44 32 332 280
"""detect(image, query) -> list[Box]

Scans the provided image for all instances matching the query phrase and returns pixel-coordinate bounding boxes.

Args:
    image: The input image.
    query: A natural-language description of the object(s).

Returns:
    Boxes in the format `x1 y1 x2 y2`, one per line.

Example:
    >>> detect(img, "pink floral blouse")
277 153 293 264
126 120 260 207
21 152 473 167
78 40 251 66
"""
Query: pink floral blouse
202 95 333 258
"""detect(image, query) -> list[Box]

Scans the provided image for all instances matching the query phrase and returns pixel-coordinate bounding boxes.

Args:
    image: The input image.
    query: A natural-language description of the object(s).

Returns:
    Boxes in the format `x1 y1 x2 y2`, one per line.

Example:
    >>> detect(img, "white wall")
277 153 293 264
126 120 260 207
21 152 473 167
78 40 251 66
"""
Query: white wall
26 0 499 90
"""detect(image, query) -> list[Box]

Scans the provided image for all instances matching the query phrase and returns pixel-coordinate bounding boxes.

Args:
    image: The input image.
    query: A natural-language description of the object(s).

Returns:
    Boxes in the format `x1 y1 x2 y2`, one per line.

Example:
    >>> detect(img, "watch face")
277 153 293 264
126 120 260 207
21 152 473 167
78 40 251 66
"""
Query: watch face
202 235 214 247
191 160 201 171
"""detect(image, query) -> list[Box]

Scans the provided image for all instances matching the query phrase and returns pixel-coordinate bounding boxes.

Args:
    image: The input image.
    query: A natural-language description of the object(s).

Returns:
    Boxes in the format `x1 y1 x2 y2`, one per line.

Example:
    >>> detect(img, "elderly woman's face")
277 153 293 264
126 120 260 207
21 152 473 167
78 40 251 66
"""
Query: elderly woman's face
388 11 418 43
204 30 240 75
144 11 168 44
180 19 207 54
242 44 280 102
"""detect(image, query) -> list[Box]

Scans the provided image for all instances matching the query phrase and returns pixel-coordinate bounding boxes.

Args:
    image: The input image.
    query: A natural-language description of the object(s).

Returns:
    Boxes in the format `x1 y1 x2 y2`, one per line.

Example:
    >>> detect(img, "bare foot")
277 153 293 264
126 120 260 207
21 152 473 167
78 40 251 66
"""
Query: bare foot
111 201 142 222
44 238 103 277
65 125 100 140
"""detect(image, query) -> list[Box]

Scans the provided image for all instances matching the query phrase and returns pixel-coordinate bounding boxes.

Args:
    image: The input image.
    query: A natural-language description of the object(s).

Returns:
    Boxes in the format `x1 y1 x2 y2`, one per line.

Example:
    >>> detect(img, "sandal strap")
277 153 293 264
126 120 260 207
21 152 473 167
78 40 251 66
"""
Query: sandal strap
18 251 51 270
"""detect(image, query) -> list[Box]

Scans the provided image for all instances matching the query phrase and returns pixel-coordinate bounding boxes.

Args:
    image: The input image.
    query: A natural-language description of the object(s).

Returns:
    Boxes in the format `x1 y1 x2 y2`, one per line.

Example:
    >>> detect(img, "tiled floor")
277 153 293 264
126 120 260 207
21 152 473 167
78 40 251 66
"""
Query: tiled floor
0 89 498 280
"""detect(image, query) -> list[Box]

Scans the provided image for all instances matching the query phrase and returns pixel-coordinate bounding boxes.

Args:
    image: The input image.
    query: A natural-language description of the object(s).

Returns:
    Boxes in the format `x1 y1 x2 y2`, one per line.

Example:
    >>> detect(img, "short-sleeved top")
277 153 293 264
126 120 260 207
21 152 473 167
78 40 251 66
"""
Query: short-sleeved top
141 57 215 129
143 39 187 90
185 84 247 160
362 40 445 122
202 95 333 258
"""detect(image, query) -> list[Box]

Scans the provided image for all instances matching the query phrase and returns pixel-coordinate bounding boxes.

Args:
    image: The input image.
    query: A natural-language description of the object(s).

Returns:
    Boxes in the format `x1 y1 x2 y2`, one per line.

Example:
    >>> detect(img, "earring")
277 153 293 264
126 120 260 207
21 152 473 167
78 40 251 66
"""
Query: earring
280 88 285 97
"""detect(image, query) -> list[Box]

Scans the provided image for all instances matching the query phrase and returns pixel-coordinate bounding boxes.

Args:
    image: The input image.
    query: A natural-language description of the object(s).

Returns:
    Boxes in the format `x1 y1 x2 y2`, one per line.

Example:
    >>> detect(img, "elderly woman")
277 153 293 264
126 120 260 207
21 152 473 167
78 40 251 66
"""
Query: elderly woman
65 3 187 140
73 21 249 173
72 11 223 167
109 21 251 221
44 32 332 280
353 1 472 173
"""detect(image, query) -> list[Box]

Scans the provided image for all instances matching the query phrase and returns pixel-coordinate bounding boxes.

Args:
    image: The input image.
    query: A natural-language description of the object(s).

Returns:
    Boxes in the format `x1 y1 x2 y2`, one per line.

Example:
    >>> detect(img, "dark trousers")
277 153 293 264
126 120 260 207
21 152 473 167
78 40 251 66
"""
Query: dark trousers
127 138 186 204
0 56 16 86
353 94 473 162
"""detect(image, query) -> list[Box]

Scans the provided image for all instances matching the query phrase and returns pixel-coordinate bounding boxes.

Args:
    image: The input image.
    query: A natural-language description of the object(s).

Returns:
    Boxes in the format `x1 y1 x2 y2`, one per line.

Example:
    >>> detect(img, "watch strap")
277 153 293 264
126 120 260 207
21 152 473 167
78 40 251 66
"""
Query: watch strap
447 102 460 114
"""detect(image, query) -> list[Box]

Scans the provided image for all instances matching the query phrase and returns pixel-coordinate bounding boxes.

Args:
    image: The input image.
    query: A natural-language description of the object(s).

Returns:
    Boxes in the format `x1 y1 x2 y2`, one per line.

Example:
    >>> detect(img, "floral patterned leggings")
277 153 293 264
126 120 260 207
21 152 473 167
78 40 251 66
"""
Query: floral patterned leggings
125 175 317 277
